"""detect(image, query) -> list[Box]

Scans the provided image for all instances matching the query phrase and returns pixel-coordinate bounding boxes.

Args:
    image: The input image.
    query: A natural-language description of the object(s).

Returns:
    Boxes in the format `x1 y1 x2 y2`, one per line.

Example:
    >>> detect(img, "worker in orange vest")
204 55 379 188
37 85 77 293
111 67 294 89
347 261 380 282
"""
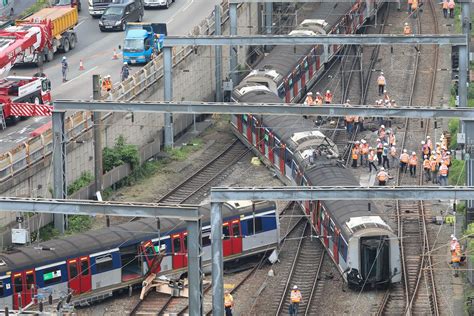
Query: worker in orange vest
451 247 461 277
409 152 418 177
444 151 451 167
324 90 333 104
411 0 418 18
368 148 378 172
399 149 409 174
352 141 360 168
360 139 369 167
315 92 323 105
376 139 383 166
439 162 449 186
407 0 413 12
377 167 389 186
430 155 439 184
377 72 386 96
289 285 302 316
448 0 455 18
403 22 411 35
442 0 448 18
224 290 234 316
423 155 431 182
303 92 314 106
390 145 398 166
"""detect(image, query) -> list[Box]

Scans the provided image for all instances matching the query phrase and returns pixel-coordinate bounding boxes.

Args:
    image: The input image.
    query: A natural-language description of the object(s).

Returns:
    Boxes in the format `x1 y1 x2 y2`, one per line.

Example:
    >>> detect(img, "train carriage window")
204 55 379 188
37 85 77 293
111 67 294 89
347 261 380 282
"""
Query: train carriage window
277 85 285 98
243 114 248 122
202 235 211 247
13 275 22 293
96 254 114 273
80 259 90 276
223 225 230 240
232 222 240 237
43 267 62 285
69 263 78 279
173 237 181 253
26 273 34 290
339 238 348 260
183 235 188 251
246 217 263 235
145 245 155 257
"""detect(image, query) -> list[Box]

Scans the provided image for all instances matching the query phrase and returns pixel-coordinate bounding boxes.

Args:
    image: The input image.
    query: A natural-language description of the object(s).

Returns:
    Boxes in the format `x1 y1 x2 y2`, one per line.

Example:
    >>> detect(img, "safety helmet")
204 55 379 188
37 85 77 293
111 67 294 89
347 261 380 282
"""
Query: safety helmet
380 125 385 129
355 141 360 144
421 141 425 144
380 71 384 75
403 149 407 153
369 147 373 150
326 90 330 93
307 92 313 95
62 56 66 60
405 22 409 26
427 136 431 139
293 285 298 290
391 99 396 102
316 92 321 95
424 155 428 159
440 160 444 163
380 167 385 171
346 99 350 103
387 130 391 134
377 138 380 142
452 237 457 241
412 152 416 155
384 143 388 146
361 139 366 144
123 62 128 65
431 151 435 154
447 151 451 155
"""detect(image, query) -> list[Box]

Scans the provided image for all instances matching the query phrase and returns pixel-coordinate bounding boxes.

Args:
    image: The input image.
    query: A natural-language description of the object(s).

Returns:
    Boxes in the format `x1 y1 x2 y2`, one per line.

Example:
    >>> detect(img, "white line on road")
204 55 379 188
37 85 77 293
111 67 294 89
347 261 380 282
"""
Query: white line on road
182 0 194 12
63 66 98 86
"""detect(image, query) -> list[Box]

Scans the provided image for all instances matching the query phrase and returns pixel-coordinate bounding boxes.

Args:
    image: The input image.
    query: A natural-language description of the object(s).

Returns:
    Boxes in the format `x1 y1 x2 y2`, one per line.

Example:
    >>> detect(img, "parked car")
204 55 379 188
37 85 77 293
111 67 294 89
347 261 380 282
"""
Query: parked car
99 2 144 31
143 0 174 9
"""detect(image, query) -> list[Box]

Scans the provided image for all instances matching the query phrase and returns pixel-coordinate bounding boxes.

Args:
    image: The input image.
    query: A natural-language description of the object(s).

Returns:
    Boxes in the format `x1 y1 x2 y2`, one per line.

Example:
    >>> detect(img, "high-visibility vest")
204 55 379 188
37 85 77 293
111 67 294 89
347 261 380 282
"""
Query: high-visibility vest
325 93 332 103
352 147 360 160
390 147 397 157
430 159 438 172
368 152 377 162
439 164 448 176
422 145 430 155
412 0 418 9
408 0 413 4
452 251 461 263
427 139 433 150
442 1 448 9
224 294 233 307
404 25 411 35
377 143 383 153
361 144 369 155
291 290 302 303
353 116 359 123
448 1 454 9
400 153 409 163
450 240 460 251
377 171 388 181
444 157 451 166
346 116 354 123
389 134 396 145
409 156 418 166
377 75 386 85
315 96 323 105
423 159 431 169
304 96 314 105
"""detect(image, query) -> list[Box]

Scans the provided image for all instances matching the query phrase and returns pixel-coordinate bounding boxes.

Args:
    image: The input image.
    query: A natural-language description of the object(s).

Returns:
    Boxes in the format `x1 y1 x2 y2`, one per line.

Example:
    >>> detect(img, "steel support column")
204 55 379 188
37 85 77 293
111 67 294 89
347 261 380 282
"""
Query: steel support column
187 219 203 315
163 46 173 148
459 45 468 108
264 2 272 34
211 202 224 315
93 75 103 195
215 5 223 102
52 111 67 234
229 3 238 85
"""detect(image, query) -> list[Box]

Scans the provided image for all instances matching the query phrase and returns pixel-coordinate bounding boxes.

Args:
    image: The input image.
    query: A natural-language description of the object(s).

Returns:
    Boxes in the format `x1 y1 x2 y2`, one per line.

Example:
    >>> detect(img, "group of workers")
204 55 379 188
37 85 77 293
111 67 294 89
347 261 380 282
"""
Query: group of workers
303 90 333 106
441 0 456 19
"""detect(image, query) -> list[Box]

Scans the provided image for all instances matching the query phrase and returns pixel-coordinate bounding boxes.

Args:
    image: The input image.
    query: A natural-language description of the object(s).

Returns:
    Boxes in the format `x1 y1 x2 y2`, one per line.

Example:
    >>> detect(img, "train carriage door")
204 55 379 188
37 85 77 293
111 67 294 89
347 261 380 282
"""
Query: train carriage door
140 241 161 274
284 79 290 103
172 234 186 269
279 145 286 175
333 228 340 264
237 115 243 133
246 115 252 142
323 214 330 248
222 222 232 257
79 257 92 293
230 220 243 254
12 270 36 310
268 133 274 163
182 233 188 267
67 259 80 295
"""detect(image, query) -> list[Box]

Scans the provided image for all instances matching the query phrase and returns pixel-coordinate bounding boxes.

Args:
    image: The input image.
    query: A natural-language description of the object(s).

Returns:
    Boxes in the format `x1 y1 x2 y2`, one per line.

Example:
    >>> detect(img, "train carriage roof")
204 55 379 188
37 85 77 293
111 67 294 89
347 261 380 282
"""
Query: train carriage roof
0 201 275 274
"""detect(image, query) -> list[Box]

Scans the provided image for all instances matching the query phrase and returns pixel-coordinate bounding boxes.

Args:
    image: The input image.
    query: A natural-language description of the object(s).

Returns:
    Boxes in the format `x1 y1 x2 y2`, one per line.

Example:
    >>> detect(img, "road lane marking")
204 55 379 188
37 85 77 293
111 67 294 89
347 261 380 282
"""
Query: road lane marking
182 0 194 12
62 66 98 86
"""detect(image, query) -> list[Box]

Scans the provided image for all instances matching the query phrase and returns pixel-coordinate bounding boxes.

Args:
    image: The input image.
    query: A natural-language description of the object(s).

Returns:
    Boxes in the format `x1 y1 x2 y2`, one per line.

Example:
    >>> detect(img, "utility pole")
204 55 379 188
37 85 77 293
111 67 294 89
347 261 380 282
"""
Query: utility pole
92 75 107 226
215 5 222 102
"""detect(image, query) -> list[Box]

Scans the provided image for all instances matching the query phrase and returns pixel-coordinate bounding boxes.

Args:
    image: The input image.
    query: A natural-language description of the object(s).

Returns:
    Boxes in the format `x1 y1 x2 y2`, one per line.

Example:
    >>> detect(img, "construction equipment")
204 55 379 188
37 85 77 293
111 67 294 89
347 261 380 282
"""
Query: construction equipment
123 23 166 64
0 7 78 76
0 76 53 129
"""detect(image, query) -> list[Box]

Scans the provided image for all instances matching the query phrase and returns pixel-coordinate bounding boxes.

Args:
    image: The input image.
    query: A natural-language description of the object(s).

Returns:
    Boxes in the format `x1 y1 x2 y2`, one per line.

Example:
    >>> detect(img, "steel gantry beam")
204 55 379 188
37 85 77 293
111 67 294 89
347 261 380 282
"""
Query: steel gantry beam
210 186 474 201
163 34 466 46
209 185 474 313
54 100 474 119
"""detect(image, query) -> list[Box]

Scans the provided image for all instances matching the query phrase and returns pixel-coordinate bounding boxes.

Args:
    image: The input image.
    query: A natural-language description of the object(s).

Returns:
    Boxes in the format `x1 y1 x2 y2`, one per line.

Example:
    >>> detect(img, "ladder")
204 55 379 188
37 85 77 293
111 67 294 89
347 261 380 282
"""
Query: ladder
0 105 5 130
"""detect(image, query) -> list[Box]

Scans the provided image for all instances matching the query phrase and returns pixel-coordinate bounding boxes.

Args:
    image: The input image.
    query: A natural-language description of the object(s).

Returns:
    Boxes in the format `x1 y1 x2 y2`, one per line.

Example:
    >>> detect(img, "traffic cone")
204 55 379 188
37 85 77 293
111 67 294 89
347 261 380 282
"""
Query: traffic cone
112 49 119 60
79 59 84 70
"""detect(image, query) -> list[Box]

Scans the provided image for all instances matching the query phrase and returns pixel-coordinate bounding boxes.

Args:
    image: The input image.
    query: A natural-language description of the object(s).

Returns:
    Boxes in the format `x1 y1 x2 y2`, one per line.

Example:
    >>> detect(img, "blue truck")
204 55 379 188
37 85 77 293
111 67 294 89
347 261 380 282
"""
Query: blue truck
123 23 167 64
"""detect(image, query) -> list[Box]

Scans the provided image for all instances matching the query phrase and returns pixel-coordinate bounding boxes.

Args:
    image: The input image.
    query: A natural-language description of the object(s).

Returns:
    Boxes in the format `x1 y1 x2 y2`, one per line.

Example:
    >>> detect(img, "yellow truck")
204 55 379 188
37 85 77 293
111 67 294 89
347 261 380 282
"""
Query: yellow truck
14 7 78 63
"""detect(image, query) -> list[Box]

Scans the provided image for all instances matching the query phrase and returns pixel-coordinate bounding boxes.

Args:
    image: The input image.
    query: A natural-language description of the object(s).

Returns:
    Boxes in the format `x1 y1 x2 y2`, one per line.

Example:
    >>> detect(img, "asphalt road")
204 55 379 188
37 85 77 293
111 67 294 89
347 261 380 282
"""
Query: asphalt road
0 0 221 152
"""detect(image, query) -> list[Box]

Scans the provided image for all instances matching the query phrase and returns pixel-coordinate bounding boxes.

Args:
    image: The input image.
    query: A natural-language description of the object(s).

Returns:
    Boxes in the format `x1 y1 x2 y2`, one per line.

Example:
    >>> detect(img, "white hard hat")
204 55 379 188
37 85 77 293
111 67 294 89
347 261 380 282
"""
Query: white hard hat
346 99 350 103
424 155 428 159
451 234 456 239
453 237 457 241
412 152 416 155
316 92 321 95
403 149 407 153
361 139 366 144
391 99 396 102
377 138 380 142
447 151 451 155
440 160 444 163
405 22 409 26
384 143 388 146
427 136 431 139
421 141 425 144
62 56 66 60
387 130 391 134
432 151 436 154
355 141 360 144
381 125 385 129
124 62 128 65
326 90 330 93
307 92 313 95
380 167 385 171
293 285 298 290
380 71 384 75
369 147 373 150
384 90 387 93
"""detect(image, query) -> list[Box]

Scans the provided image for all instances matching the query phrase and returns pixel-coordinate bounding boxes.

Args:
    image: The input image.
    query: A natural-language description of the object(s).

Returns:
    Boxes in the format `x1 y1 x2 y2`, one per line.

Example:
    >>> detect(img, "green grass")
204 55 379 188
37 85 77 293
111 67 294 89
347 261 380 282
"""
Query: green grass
448 159 466 185
167 139 203 161
21 0 50 18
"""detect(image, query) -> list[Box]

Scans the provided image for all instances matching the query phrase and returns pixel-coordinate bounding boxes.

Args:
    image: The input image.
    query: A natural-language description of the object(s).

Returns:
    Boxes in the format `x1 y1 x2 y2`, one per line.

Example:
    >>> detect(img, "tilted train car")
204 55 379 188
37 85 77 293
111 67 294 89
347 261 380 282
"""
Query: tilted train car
0 201 278 309
236 0 382 104
231 88 401 289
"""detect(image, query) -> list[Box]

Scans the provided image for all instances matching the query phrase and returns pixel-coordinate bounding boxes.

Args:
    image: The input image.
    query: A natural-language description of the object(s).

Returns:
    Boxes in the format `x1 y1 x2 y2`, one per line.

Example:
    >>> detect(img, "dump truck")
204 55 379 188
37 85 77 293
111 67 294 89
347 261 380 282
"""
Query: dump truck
0 7 78 70
123 23 166 64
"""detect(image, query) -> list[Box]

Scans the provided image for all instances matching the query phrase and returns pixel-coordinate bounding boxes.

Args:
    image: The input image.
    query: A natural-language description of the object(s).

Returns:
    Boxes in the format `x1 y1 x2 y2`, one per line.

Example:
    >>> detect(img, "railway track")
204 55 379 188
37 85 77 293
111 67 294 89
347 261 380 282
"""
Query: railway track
376 1 440 314
157 139 249 204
